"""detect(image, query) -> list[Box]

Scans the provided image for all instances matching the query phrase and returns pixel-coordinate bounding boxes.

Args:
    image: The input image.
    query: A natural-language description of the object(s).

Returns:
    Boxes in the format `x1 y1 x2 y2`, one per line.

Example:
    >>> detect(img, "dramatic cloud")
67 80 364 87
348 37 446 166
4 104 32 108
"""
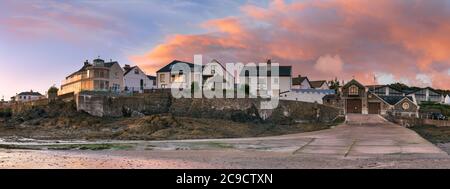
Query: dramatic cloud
416 74 432 87
127 0 448 89
314 54 344 76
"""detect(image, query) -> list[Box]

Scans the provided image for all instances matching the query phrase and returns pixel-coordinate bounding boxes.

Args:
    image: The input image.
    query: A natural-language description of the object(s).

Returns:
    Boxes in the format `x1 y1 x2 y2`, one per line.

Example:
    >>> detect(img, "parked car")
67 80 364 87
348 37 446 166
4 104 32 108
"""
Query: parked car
430 112 447 120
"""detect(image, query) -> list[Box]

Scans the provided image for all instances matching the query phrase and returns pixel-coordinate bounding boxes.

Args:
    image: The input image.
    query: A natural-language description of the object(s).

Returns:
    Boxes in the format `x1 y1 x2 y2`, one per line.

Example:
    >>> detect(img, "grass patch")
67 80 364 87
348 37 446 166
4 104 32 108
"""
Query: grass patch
0 143 134 151
0 144 38 150
189 142 234 150
410 125 450 143
420 102 450 117
47 143 134 151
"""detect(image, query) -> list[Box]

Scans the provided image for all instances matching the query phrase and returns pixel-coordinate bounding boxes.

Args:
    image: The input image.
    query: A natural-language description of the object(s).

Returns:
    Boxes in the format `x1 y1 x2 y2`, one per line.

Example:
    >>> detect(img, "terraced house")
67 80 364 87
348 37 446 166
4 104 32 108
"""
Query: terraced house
59 58 124 95
156 59 236 91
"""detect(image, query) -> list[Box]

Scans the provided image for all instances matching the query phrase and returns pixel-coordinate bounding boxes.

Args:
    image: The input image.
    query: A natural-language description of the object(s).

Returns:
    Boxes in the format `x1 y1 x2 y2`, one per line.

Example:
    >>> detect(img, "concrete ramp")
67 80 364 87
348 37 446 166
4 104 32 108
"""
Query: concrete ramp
346 114 387 125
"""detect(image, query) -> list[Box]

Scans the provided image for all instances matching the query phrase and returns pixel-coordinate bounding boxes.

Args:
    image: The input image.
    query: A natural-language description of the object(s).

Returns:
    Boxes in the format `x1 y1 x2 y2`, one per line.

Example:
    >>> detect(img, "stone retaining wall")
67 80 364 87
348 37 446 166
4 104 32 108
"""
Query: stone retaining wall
76 92 342 123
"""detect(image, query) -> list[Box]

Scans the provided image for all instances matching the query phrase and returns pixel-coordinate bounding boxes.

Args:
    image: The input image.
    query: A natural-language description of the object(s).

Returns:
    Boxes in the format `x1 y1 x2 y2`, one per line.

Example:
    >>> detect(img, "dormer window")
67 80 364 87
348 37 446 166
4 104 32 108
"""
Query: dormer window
349 85 359 96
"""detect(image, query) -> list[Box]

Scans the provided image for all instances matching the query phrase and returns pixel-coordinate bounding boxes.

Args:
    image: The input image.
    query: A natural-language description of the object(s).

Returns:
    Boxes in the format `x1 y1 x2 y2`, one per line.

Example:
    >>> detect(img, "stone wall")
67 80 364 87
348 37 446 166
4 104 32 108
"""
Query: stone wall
424 119 450 127
76 92 171 117
172 98 342 123
10 99 49 115
75 92 343 123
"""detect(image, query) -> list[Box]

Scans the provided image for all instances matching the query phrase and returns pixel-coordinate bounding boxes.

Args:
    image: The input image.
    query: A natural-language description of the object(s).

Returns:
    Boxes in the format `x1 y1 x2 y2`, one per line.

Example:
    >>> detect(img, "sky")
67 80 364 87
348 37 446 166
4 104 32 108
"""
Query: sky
1 0 450 99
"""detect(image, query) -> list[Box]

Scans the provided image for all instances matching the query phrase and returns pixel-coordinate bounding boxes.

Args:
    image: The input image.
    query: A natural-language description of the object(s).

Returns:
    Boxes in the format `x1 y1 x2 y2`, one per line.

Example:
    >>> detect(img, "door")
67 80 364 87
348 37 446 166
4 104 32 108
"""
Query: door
368 102 380 114
140 79 144 91
346 99 362 114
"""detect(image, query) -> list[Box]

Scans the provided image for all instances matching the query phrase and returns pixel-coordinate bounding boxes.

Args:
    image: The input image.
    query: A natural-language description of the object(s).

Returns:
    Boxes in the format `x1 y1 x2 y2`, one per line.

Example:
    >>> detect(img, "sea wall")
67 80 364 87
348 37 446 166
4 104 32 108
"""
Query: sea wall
75 92 342 123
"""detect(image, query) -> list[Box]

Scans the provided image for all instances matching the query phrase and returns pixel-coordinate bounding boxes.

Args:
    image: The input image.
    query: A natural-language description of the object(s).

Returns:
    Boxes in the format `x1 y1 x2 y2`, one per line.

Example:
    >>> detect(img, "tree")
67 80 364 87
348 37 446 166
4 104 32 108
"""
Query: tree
328 78 340 94
48 86 59 94
388 82 410 91
47 86 59 101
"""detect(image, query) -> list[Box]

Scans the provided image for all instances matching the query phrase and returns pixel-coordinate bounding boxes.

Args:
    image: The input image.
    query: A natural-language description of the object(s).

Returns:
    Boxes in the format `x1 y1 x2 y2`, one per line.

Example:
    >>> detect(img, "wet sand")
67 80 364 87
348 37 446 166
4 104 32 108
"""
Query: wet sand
1 114 449 169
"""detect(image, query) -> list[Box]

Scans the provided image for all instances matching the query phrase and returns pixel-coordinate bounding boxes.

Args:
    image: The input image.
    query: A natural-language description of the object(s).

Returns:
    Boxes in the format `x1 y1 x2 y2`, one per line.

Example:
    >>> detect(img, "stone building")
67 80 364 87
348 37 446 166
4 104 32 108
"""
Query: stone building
341 79 418 117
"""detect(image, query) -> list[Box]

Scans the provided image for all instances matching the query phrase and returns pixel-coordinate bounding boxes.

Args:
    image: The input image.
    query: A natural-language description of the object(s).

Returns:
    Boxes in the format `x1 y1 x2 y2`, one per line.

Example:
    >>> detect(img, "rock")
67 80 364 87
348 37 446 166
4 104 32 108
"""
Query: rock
131 111 145 118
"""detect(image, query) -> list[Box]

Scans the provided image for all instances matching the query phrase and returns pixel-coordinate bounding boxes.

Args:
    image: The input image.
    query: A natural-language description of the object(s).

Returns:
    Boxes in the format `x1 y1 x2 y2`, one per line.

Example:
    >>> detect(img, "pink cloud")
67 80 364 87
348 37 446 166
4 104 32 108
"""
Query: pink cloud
314 54 344 76
130 0 450 89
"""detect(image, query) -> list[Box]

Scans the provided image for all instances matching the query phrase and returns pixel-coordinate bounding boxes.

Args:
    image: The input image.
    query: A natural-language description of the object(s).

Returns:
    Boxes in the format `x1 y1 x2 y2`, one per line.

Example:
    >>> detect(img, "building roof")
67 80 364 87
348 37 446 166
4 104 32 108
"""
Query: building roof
18 91 42 96
405 87 442 95
123 66 137 76
342 79 365 89
238 59 291 77
66 60 119 79
378 95 414 105
239 66 292 77
323 94 340 100
156 60 201 73
147 75 156 80
365 85 386 89
289 89 335 94
292 76 309 85
310 80 327 88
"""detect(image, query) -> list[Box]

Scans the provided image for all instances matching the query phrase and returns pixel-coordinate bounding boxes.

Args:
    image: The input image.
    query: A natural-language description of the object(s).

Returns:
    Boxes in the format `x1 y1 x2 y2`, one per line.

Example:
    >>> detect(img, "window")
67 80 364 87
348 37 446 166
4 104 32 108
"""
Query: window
211 65 216 75
349 85 359 96
112 84 120 91
160 74 165 83
134 69 139 74
402 102 410 110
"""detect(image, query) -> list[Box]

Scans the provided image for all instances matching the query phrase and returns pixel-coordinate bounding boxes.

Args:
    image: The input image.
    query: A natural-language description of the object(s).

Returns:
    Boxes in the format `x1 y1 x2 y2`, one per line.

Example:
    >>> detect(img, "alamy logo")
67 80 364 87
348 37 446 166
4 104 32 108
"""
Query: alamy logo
169 55 280 109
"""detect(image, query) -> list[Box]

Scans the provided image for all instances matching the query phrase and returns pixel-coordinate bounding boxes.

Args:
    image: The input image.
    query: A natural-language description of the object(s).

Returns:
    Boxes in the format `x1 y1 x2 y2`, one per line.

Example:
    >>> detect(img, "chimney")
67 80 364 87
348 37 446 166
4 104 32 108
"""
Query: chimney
84 60 89 66
298 75 302 78
124 64 131 71
267 59 272 65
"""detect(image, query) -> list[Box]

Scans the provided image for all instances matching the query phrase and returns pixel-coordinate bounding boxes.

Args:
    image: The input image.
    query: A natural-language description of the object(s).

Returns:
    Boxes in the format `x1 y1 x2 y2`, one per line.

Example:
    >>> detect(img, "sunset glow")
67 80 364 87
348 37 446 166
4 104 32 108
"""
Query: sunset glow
1 0 450 99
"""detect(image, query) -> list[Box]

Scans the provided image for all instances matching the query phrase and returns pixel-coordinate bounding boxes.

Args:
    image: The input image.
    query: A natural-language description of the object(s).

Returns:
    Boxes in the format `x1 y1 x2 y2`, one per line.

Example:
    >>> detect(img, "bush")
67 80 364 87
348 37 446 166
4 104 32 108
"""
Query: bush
230 105 261 123
0 108 12 118
420 102 450 117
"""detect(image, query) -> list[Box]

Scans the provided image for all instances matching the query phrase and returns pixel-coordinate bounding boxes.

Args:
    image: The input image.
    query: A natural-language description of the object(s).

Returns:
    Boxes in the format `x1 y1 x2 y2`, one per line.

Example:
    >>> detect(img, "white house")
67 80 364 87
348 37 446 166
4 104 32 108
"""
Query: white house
201 59 235 91
156 60 205 89
238 59 292 97
280 89 335 104
15 91 45 102
156 59 234 91
292 75 311 89
444 94 450 105
310 80 329 89
123 65 155 93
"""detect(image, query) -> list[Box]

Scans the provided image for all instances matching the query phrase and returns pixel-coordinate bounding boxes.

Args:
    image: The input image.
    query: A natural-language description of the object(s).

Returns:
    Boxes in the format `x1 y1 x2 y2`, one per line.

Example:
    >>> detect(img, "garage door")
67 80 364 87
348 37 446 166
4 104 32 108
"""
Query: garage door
346 99 362 114
368 102 380 114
